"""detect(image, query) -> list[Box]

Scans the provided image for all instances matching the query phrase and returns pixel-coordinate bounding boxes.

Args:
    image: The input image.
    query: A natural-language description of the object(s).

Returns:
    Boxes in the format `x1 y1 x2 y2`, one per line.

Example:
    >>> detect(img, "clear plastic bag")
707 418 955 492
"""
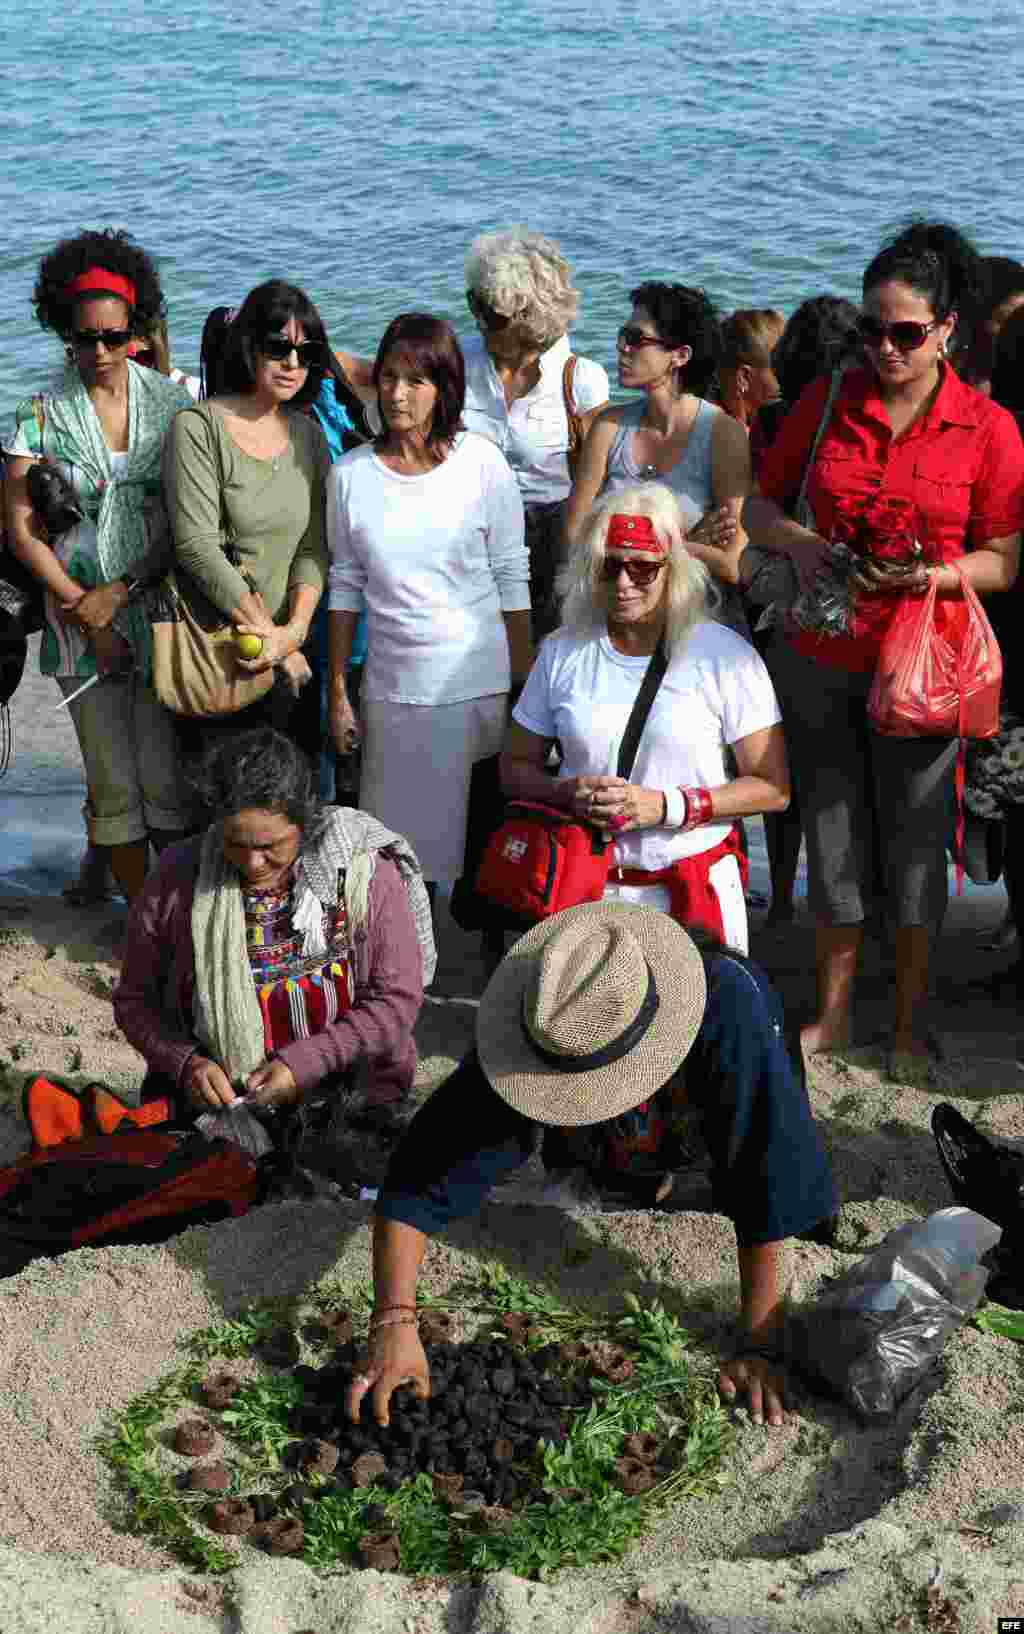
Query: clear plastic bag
787 1208 1002 1419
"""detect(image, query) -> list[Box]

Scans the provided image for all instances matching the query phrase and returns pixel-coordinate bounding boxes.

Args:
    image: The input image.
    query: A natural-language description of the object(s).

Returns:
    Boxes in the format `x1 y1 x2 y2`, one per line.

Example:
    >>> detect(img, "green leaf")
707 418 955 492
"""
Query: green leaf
974 1303 1024 1342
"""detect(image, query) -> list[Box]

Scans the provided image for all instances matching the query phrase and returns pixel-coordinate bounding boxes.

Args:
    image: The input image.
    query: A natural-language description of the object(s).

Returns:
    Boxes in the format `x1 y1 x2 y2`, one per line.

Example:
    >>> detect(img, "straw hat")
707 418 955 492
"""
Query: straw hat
476 901 707 1126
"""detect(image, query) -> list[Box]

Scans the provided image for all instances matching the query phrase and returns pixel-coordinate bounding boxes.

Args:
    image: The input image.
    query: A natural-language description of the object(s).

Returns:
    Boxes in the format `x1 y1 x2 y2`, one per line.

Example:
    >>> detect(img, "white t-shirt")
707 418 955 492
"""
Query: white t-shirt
461 333 609 506
513 620 782 869
328 431 529 706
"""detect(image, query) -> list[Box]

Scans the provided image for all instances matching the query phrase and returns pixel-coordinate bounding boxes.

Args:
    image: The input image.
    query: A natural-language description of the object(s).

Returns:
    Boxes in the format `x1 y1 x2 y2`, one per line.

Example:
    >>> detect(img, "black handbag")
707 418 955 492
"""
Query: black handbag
0 401 51 639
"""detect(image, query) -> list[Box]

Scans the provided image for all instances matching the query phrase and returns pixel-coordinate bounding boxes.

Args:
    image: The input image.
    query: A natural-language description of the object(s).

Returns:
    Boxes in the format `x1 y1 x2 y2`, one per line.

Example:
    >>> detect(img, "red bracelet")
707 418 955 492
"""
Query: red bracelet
680 787 713 830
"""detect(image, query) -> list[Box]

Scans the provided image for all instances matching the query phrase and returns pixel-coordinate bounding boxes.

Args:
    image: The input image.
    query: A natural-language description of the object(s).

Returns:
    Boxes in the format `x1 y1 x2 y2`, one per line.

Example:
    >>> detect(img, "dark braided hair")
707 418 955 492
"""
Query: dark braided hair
32 228 166 341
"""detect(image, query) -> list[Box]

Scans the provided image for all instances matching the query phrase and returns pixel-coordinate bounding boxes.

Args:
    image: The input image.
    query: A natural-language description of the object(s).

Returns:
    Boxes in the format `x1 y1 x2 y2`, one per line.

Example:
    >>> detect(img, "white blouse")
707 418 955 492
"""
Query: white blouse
327 432 529 706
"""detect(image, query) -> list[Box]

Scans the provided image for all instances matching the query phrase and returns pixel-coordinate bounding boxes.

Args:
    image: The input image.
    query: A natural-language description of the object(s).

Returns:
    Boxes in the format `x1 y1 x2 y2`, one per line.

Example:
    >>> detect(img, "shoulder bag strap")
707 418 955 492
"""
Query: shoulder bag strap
562 355 584 483
32 395 46 456
793 367 845 528
617 635 668 780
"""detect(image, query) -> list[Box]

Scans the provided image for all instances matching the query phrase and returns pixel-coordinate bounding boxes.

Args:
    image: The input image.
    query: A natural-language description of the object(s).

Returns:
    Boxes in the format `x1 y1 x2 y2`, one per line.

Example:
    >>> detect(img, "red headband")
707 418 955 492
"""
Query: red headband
65 267 137 307
606 514 666 554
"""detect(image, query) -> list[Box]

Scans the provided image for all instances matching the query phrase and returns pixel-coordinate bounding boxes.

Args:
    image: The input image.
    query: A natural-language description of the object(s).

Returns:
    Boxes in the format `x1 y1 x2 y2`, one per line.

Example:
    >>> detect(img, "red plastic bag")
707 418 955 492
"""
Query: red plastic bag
867 567 1001 741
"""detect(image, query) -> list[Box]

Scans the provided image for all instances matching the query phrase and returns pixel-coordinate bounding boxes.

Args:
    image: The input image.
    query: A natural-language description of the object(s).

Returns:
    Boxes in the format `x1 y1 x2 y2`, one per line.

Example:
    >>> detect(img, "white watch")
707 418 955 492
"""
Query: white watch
663 787 687 828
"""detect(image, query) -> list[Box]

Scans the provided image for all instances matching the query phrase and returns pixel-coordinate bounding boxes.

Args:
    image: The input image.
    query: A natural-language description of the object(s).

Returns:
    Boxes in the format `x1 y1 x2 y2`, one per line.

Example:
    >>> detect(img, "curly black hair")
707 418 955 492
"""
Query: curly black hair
629 282 722 397
190 729 326 842
770 294 860 404
32 228 166 341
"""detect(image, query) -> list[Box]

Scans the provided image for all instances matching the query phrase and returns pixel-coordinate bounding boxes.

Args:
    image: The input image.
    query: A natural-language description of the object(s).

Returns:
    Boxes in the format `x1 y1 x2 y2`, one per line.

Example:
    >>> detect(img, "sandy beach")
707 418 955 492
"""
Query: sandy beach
2 650 1024 1632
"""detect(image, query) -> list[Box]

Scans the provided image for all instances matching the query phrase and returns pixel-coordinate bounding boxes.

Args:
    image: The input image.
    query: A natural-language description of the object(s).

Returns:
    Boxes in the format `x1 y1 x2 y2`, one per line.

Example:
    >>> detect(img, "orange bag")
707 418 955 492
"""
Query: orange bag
867 565 1001 742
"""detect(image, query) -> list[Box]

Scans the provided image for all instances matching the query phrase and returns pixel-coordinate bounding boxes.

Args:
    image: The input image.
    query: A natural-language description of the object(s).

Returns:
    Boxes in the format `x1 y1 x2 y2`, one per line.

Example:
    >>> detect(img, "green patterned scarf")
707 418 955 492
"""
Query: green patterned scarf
44 360 189 674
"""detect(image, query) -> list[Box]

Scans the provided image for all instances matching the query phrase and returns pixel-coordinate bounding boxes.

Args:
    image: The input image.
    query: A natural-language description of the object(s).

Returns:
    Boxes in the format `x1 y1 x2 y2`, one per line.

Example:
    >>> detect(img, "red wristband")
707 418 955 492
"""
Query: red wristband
680 786 713 830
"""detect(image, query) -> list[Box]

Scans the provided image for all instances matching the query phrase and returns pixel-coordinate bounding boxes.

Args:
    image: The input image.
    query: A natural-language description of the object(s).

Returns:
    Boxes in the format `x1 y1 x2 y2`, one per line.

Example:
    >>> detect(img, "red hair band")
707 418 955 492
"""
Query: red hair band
65 267 137 307
606 513 666 554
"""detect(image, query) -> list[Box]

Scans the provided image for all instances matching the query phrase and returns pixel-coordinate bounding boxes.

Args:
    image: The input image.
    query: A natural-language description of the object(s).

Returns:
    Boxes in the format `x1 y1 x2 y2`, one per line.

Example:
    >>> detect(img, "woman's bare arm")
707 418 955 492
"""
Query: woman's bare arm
564 409 620 547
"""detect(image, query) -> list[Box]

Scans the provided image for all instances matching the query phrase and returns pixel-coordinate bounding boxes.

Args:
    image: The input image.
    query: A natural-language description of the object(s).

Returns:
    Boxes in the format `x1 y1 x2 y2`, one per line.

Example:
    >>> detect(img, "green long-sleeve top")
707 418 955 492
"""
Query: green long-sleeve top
163 401 330 622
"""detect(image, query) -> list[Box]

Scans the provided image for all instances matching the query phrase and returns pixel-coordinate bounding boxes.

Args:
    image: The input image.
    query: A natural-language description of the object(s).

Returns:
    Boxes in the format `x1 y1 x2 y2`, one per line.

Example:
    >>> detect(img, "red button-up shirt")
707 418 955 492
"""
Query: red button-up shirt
758 363 1024 670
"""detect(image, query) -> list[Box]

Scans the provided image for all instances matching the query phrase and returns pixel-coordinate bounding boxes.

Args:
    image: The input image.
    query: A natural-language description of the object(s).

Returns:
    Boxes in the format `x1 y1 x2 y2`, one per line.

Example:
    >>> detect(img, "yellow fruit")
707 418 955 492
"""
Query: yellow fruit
234 633 264 659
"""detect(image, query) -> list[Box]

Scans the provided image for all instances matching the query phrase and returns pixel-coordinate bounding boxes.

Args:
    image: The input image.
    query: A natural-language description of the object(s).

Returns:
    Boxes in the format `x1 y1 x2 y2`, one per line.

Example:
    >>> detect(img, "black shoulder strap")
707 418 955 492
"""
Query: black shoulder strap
616 636 668 780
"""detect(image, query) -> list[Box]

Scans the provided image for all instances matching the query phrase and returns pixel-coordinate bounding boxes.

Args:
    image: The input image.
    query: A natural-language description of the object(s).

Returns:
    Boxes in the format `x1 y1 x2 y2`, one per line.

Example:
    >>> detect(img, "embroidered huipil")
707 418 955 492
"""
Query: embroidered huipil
242 877 355 1056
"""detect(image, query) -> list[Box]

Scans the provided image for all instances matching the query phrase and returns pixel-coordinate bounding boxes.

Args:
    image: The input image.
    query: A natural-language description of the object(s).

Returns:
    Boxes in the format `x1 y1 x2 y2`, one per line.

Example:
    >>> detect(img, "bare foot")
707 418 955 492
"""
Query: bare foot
800 1018 852 1056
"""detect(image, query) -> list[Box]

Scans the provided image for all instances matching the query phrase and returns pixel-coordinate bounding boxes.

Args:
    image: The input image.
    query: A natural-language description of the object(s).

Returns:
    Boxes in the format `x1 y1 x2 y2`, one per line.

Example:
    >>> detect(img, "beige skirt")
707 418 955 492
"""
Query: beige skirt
359 695 507 885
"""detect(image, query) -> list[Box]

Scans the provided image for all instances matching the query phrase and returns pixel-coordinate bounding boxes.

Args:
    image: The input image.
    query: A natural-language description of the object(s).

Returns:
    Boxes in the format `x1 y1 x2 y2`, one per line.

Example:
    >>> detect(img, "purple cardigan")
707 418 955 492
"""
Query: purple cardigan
114 840 423 1093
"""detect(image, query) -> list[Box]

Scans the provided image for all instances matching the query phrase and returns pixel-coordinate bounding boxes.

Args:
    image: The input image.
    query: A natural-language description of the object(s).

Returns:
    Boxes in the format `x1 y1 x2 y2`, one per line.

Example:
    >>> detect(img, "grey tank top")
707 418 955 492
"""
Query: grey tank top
603 397 717 528
603 396 749 637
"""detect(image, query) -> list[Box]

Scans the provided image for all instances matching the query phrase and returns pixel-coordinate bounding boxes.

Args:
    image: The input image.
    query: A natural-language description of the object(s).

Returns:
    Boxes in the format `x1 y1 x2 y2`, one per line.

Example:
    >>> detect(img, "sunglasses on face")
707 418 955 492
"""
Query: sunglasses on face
258 334 323 367
617 324 672 352
599 554 666 586
72 328 133 351
466 290 511 331
856 315 941 353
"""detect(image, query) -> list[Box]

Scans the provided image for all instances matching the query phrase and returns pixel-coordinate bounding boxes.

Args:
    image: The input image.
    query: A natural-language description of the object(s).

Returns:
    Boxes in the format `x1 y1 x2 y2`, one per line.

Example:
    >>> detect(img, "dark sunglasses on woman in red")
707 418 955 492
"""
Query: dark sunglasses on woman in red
599 554 666 586
259 334 323 367
857 316 941 353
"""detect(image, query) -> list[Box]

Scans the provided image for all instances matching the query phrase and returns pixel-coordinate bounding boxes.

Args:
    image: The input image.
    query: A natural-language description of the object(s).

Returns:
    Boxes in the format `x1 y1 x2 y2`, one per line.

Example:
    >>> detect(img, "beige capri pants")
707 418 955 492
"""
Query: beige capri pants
56 673 191 846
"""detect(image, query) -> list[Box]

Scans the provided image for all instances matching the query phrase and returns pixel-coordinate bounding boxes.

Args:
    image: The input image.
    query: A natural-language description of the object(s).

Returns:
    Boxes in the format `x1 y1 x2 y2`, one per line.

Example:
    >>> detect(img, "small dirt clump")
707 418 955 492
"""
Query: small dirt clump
187 1463 232 1493
207 1499 254 1535
613 1456 659 1496
250 1515 304 1554
173 1419 216 1458
298 1437 339 1476
200 1372 240 1409
358 1528 402 1570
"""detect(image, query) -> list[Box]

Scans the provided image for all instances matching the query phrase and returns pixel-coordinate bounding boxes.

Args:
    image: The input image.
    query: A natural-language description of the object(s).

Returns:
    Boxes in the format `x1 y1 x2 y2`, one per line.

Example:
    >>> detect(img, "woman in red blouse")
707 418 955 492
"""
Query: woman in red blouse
746 223 1024 1072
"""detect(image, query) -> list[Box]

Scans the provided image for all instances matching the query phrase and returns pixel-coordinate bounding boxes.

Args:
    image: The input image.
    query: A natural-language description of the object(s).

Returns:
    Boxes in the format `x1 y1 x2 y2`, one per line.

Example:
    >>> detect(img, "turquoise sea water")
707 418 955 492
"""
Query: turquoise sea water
2 0 1022 413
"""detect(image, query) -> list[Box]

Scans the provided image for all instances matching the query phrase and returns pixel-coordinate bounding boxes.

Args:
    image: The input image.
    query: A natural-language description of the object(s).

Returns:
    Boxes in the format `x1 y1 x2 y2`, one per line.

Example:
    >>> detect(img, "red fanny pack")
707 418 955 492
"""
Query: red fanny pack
475 801 612 921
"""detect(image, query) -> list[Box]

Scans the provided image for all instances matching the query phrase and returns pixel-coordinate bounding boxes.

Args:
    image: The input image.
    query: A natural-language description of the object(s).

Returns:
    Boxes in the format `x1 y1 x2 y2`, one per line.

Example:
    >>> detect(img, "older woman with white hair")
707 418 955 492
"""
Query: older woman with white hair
461 228 608 635
500 483 789 951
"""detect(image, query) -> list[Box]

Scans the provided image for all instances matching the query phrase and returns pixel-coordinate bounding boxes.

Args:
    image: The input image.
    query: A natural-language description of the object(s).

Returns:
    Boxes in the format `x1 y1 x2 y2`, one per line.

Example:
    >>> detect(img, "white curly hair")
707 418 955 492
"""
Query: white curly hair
465 227 580 349
557 483 716 657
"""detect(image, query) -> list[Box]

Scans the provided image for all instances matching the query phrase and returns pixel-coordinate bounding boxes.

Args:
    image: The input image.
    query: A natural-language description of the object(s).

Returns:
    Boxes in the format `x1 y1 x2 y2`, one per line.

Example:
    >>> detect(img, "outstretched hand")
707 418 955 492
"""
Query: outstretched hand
346 1323 430 1427
718 1353 787 1427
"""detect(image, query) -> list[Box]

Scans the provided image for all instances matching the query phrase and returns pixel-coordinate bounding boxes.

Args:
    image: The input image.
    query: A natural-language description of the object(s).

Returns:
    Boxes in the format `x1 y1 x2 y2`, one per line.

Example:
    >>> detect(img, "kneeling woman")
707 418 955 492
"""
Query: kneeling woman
501 483 789 953
114 731 434 1128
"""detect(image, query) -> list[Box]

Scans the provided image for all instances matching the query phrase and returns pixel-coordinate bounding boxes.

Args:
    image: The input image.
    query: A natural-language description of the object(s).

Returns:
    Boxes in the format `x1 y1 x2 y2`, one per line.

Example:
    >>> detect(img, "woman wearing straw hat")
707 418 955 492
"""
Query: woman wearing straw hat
346 901 836 1429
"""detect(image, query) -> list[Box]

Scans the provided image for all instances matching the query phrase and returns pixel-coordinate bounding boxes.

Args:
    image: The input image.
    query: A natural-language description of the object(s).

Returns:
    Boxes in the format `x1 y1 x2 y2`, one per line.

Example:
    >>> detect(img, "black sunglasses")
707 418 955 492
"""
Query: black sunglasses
258 334 323 367
617 324 674 353
72 328 133 350
857 315 941 353
599 554 666 586
466 290 511 332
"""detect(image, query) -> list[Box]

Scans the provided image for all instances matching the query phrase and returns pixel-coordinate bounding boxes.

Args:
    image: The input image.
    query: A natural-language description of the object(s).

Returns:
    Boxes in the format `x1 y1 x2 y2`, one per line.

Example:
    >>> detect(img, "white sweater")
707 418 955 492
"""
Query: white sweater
328 432 529 705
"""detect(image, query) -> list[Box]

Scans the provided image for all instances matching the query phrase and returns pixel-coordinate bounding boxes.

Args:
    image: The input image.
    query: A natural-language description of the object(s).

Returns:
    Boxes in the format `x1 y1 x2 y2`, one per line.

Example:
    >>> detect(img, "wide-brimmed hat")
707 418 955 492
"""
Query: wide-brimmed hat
476 901 707 1126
